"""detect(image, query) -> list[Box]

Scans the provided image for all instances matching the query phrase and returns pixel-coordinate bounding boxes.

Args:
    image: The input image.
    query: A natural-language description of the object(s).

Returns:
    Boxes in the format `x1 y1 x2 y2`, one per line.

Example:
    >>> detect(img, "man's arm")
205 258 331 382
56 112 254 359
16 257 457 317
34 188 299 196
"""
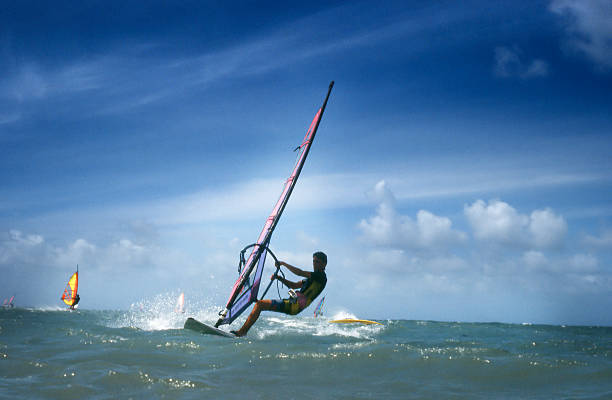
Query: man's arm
273 275 302 289
277 261 311 278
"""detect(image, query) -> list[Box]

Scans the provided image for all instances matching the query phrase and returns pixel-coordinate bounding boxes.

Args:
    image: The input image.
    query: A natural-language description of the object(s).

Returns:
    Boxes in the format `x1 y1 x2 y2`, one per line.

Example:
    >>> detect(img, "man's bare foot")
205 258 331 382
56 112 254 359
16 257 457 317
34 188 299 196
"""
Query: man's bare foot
230 330 245 337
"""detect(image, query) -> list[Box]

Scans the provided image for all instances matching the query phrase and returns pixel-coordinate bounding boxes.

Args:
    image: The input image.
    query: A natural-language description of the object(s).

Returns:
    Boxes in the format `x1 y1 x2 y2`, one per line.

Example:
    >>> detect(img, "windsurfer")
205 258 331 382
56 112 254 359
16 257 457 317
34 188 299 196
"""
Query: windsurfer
231 251 327 337
70 294 80 310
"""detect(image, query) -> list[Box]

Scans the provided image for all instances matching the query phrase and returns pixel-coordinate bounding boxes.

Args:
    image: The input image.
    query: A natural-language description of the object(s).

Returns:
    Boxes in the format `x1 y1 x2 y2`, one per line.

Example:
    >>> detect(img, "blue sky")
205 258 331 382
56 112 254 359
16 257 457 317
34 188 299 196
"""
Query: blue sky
1 0 611 326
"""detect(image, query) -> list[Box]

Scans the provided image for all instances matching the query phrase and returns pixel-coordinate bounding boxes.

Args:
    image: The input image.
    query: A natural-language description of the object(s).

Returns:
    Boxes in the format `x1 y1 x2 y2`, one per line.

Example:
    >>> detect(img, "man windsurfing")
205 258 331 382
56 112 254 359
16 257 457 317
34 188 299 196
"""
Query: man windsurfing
231 251 327 337
70 294 80 310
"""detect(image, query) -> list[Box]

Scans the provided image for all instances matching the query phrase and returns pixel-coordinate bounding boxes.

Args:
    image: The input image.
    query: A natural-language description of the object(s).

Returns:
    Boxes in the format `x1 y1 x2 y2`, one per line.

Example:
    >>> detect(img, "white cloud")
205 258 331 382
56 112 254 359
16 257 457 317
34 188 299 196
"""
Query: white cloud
295 231 320 248
0 227 236 307
465 200 567 249
417 210 467 247
583 229 612 248
1 229 180 274
1 60 105 103
464 199 528 244
521 250 597 274
529 208 568 248
523 250 548 269
53 238 97 269
0 5 434 116
569 253 598 271
523 59 550 78
359 181 466 250
0 230 46 265
550 0 612 69
423 255 470 274
9 229 44 246
494 46 549 79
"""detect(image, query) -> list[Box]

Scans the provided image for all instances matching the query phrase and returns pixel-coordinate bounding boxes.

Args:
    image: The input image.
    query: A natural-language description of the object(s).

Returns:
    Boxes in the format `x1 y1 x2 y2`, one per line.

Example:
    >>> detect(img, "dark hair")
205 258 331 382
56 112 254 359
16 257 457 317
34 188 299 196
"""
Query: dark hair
313 251 327 264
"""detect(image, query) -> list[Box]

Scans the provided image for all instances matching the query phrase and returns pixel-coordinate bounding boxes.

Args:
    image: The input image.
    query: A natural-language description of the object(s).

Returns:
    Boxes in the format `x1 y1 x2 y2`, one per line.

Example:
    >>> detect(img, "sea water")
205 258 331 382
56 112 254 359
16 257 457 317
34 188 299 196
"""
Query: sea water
1 302 611 399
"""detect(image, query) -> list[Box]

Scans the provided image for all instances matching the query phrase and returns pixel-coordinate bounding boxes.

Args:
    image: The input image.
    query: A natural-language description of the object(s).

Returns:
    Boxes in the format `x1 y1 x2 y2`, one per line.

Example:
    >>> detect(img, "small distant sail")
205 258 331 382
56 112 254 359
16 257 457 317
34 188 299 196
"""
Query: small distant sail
8 295 14 307
61 268 79 307
314 296 325 317
176 292 185 314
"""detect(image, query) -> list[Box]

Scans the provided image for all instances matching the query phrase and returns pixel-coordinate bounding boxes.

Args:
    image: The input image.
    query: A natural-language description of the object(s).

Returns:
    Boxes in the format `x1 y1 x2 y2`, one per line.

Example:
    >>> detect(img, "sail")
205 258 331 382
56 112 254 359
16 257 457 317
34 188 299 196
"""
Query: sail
61 271 79 306
314 296 325 317
215 82 334 327
223 247 268 324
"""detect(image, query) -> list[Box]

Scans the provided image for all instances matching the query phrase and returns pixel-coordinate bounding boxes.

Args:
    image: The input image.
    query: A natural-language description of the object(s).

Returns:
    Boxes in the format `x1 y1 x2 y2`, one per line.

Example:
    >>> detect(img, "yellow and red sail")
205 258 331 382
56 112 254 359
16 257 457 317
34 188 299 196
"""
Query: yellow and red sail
61 271 79 306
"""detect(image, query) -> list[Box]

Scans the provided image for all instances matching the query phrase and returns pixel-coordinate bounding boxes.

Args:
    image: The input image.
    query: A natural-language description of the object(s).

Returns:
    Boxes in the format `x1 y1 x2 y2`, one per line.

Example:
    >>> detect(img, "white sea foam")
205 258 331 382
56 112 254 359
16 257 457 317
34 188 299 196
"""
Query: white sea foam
256 313 384 340
30 305 66 312
108 291 221 331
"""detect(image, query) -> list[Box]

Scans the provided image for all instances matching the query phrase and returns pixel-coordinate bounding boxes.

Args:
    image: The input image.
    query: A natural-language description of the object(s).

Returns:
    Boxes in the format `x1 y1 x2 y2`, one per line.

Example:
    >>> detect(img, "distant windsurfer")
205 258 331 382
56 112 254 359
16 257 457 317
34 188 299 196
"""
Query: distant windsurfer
231 251 327 337
2 298 14 308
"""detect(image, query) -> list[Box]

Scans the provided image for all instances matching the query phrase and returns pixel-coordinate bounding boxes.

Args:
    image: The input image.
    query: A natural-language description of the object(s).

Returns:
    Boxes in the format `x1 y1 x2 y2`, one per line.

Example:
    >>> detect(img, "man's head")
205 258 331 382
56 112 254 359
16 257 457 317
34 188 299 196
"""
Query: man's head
313 251 327 271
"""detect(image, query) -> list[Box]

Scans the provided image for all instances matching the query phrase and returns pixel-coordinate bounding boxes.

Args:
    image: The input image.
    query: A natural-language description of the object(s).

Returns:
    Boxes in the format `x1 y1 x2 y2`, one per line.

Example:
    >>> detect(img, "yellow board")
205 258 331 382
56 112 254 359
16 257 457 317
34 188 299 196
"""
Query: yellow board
329 318 383 325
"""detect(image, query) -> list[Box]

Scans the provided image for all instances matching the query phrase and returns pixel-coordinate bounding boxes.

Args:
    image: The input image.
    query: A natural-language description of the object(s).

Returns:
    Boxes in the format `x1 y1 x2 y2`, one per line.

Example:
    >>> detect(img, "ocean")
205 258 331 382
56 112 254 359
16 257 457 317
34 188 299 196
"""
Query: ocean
1 303 611 399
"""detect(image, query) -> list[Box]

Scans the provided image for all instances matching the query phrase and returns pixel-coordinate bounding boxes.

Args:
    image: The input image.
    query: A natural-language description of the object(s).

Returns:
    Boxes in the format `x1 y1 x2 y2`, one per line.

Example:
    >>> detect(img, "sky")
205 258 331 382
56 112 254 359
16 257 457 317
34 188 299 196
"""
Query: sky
1 0 611 326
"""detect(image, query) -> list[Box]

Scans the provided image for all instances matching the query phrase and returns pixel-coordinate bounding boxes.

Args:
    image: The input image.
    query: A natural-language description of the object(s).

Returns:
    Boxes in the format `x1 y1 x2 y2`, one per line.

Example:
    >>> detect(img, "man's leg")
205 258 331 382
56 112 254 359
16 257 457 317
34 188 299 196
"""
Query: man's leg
232 299 274 337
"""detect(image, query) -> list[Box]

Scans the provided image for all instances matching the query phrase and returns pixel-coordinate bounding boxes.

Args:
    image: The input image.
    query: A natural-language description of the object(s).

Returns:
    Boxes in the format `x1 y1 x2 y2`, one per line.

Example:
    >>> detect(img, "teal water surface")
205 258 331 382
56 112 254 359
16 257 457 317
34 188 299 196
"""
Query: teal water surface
1 307 611 399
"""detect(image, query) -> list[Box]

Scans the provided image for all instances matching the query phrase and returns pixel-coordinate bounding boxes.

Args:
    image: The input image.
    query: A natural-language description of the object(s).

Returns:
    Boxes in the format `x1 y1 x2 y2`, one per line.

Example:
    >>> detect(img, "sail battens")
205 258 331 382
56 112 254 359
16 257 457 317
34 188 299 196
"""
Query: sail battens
61 270 79 307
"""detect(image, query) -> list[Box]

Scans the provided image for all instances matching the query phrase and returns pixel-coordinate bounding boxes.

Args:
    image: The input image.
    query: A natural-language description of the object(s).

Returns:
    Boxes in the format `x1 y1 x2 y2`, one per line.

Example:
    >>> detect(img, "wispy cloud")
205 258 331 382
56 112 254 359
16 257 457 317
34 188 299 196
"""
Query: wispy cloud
0 112 20 125
494 46 549 79
550 0 612 70
583 229 612 248
1 61 104 102
0 3 477 119
4 64 48 101
13 164 606 236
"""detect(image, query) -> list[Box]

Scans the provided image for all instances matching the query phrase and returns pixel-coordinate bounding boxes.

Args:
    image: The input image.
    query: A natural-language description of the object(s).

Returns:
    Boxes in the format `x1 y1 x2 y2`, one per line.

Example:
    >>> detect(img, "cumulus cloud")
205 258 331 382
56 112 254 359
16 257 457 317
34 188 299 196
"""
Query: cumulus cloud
1 228 167 274
550 0 612 69
494 46 549 79
529 208 568 248
53 238 97 269
0 230 46 265
464 199 567 249
464 199 528 243
359 181 466 250
521 250 598 275
353 248 470 288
